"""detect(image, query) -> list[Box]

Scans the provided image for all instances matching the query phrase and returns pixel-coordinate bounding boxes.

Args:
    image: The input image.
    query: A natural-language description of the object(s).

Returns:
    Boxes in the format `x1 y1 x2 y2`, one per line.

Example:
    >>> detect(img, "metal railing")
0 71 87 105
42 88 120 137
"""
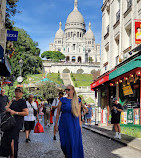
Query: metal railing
116 10 120 22
127 0 132 9
107 25 109 33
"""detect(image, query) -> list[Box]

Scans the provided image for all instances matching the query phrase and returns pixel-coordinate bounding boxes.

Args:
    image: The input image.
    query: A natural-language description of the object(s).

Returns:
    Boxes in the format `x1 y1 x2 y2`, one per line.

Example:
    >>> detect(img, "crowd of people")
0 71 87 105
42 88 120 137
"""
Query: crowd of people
0 85 115 158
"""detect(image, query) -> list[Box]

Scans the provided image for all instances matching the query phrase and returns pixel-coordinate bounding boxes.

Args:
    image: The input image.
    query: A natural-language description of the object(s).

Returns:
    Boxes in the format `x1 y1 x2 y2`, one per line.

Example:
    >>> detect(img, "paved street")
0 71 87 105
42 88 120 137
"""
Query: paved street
17 120 141 158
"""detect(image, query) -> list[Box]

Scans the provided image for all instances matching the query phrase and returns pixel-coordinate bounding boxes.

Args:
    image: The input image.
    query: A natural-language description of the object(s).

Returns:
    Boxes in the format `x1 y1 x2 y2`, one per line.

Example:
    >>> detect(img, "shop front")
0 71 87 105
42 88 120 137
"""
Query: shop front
91 72 114 125
109 55 141 137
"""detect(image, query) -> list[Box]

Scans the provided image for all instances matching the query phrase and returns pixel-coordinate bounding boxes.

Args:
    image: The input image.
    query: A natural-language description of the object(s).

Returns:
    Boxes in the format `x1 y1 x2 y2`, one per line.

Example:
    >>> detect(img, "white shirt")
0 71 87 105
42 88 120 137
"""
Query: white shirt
52 98 60 117
24 101 38 121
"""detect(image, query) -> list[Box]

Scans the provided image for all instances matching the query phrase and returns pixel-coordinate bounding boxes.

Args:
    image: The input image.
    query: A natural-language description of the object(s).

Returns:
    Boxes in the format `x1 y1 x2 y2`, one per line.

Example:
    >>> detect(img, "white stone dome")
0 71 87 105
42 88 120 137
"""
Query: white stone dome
55 22 64 39
65 0 85 31
66 9 85 24
85 22 95 39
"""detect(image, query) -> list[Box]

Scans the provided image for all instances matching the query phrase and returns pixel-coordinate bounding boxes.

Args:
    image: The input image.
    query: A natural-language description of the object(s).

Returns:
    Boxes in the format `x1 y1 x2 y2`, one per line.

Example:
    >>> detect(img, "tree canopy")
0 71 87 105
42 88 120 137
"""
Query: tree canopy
38 81 58 101
41 51 65 62
6 0 20 29
9 27 42 78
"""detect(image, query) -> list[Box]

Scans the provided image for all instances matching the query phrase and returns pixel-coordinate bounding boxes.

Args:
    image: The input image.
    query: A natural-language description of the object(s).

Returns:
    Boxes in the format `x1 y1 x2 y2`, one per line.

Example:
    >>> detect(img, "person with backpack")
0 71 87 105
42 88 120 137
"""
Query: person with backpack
51 92 64 140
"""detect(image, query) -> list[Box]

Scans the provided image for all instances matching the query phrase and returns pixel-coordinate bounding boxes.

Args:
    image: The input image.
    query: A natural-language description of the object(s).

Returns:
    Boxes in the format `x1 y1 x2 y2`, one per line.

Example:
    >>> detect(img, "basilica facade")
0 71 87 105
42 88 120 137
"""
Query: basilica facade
49 0 100 64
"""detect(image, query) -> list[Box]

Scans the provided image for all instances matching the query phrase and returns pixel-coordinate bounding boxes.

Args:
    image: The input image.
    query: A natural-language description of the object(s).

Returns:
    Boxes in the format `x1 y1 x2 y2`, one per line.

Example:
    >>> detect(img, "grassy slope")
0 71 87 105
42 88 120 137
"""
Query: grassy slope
25 73 63 85
71 74 93 87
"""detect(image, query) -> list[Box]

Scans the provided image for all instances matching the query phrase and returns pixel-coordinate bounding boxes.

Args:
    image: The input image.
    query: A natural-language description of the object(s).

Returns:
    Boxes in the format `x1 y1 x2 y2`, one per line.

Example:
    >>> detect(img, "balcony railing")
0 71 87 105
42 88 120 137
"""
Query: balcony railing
127 0 132 9
116 10 120 22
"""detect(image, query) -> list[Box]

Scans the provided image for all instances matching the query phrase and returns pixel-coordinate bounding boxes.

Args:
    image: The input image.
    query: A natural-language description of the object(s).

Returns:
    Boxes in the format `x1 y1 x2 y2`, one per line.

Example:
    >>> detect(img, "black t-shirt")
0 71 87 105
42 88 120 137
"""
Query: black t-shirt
10 99 27 130
0 95 9 113
111 103 123 123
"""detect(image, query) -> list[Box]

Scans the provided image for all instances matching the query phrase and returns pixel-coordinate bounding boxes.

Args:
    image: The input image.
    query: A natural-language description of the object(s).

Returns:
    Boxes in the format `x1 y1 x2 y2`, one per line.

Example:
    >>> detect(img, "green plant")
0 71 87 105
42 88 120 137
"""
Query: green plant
74 83 77 87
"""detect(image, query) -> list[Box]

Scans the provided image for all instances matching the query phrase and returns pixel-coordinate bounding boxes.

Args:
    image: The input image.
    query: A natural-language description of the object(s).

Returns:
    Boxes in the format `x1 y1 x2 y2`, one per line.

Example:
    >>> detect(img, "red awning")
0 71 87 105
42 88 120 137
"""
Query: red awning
91 75 109 90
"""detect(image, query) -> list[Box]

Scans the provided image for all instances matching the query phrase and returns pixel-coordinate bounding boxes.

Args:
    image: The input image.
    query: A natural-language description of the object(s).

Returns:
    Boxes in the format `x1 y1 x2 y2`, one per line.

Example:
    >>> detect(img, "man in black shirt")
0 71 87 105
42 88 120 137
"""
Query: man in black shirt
111 98 123 139
0 89 10 114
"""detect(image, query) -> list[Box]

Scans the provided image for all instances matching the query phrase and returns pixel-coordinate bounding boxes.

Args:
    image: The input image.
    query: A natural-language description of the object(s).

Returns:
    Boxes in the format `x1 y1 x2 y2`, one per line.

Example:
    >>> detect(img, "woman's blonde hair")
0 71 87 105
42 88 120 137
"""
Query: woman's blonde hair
68 85 79 117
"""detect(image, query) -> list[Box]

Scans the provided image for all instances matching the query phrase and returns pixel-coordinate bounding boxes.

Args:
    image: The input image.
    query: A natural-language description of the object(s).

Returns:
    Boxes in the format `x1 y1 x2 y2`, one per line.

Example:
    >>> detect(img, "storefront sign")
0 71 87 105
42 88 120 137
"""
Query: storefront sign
127 109 133 124
91 75 109 89
135 21 141 44
122 85 133 96
134 109 140 125
7 30 18 41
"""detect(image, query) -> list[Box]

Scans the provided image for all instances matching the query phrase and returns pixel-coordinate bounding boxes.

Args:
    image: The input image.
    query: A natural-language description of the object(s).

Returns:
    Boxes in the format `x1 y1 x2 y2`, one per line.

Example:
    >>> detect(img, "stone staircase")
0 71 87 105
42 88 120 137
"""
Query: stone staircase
60 73 74 86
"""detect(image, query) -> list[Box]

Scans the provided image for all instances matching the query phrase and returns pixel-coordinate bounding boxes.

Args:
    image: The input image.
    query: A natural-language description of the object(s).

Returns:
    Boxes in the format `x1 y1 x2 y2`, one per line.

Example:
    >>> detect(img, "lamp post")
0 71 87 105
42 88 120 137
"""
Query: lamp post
17 59 24 84
19 58 23 76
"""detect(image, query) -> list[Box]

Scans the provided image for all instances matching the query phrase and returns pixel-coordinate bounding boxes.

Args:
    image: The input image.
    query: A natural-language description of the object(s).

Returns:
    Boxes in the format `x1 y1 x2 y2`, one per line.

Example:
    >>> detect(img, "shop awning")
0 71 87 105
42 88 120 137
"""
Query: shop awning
0 45 11 77
109 55 141 80
91 75 109 90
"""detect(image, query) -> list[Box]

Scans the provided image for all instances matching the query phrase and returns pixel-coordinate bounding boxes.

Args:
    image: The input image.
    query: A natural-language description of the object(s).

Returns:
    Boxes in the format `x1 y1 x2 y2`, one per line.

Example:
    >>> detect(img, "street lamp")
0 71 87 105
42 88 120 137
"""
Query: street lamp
19 58 23 76
17 59 24 84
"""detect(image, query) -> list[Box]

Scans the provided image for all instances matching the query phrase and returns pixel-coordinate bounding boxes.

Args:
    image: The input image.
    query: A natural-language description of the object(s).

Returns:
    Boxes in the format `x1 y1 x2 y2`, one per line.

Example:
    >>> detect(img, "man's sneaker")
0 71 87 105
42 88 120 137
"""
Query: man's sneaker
53 136 56 140
114 132 119 139
118 133 122 139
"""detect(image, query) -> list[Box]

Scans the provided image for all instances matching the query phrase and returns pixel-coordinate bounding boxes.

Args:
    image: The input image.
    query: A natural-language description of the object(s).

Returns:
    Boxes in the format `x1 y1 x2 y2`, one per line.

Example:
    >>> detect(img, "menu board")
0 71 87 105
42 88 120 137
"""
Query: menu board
127 109 133 124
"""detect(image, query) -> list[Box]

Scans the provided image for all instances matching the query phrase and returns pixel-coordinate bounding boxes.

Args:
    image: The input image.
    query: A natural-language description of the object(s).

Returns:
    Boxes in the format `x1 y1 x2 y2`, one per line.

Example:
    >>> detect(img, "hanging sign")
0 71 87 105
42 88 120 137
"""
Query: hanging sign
7 30 18 41
135 21 141 44
122 85 133 96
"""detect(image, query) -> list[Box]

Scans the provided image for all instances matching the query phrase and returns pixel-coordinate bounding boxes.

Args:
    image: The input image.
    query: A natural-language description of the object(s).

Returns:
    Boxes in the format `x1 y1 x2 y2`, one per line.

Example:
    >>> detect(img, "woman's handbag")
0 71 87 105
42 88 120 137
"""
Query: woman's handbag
1 112 16 132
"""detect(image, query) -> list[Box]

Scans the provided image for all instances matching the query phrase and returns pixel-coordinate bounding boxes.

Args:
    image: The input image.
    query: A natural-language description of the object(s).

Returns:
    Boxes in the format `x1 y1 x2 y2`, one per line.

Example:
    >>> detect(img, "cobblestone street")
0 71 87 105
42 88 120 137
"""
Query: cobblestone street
17 120 141 158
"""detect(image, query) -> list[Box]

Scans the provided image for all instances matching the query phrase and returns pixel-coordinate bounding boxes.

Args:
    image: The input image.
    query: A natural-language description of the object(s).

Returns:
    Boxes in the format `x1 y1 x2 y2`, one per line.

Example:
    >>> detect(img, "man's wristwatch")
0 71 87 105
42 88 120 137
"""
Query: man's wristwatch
16 112 19 115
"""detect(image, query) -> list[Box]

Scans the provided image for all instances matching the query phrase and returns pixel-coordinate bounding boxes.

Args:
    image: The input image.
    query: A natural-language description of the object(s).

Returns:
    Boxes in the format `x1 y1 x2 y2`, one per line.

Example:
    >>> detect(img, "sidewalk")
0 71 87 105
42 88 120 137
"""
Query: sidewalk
82 124 141 152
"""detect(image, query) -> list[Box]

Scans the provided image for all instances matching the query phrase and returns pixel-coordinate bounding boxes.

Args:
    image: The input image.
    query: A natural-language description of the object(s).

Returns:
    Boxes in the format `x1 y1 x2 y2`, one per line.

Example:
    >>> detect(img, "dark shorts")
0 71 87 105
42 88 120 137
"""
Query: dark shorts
24 121 35 130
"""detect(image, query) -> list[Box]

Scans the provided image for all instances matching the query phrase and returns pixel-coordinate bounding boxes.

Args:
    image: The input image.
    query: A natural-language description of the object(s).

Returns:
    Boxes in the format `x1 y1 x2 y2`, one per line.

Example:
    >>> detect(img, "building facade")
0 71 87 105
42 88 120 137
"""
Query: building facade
91 0 141 132
101 0 141 74
49 0 100 64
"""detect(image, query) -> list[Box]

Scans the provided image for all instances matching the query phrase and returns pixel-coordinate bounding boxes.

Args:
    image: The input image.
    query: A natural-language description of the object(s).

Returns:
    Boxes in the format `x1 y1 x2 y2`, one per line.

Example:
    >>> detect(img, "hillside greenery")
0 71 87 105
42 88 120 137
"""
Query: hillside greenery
71 73 93 87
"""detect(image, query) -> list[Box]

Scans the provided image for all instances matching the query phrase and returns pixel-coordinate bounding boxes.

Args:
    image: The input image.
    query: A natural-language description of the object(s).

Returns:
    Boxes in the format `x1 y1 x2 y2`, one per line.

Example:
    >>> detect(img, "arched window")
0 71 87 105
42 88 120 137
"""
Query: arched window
68 32 70 37
78 56 81 63
68 48 69 52
80 33 82 38
72 56 75 62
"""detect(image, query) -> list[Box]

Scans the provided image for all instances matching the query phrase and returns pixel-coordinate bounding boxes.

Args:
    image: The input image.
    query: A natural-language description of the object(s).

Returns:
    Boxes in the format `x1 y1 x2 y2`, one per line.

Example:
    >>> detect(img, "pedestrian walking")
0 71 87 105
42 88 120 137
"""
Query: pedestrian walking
78 96 88 123
52 92 64 140
0 89 10 114
55 85 84 158
39 99 44 120
111 98 123 139
86 104 93 125
3 87 28 158
43 101 51 127
24 94 38 143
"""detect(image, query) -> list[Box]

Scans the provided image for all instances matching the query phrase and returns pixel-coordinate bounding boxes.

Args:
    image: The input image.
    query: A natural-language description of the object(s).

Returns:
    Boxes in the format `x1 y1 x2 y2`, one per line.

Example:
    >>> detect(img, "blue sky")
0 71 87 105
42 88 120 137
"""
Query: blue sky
11 0 103 54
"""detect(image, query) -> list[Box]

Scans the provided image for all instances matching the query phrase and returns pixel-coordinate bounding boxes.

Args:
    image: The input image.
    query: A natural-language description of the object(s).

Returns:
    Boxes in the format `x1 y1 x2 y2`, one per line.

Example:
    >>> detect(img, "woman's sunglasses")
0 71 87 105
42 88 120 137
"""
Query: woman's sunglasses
65 89 71 91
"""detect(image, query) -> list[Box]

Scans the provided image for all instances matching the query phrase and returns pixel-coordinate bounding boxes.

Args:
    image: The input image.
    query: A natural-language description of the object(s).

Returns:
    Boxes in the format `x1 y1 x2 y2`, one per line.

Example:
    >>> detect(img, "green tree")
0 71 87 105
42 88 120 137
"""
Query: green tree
41 51 65 62
88 57 93 63
4 81 29 100
39 82 58 100
9 27 42 78
6 0 20 29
